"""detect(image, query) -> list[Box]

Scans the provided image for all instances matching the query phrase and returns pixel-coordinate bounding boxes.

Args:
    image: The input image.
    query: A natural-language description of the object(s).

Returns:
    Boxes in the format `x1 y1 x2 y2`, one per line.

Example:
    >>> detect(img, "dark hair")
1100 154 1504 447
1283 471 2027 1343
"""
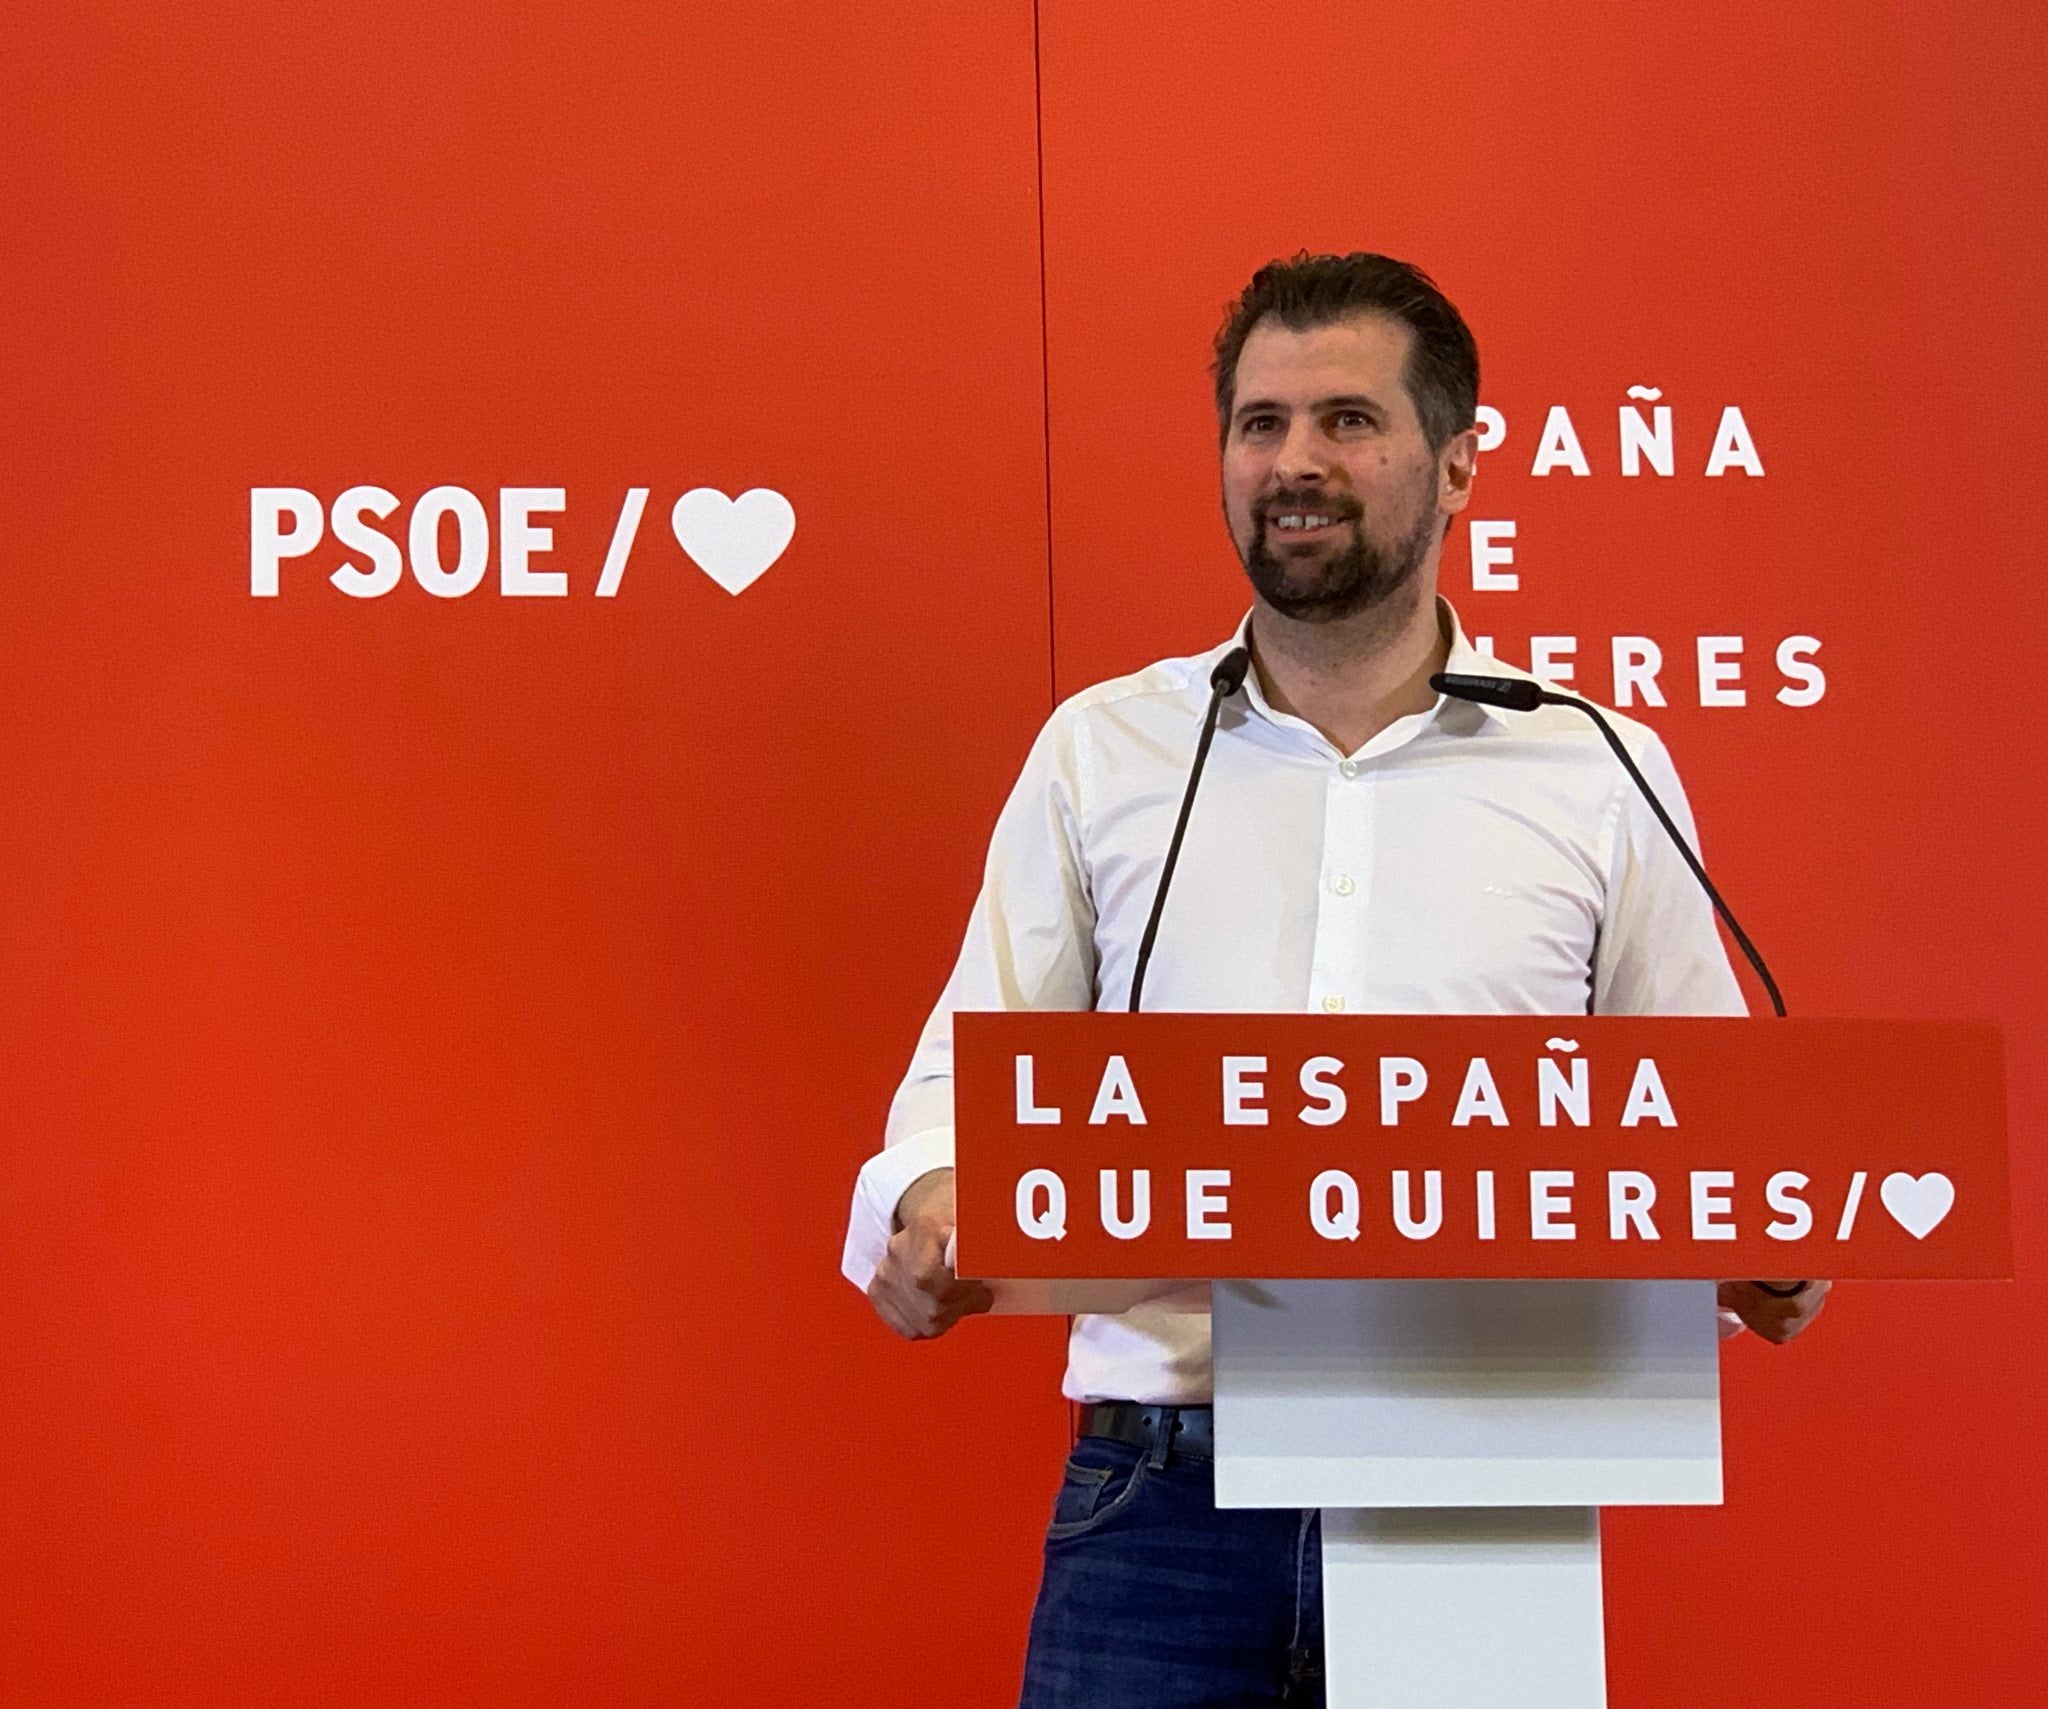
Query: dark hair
1211 251 1479 453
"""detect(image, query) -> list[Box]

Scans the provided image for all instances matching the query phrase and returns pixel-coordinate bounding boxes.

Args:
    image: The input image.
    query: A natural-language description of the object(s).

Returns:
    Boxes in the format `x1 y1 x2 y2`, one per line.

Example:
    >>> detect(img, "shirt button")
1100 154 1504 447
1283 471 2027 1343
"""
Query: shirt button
1338 760 1359 779
1332 874 1356 896
1321 995 1345 1013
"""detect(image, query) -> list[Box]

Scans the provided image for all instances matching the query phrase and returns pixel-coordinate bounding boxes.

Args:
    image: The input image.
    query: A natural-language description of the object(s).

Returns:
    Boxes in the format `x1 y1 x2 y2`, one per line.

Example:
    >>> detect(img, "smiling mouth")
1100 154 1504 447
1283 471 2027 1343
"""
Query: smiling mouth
1268 512 1350 534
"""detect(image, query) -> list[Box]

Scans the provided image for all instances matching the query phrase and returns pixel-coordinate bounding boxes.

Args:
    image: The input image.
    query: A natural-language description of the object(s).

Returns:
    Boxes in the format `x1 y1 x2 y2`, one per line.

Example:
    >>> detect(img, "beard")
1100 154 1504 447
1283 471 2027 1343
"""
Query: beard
1236 477 1440 625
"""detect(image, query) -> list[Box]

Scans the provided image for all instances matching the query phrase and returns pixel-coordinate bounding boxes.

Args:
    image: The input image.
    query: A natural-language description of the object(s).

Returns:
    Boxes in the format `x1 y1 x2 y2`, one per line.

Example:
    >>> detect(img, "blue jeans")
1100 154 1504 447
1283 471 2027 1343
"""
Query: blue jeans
1018 1426 1325 1707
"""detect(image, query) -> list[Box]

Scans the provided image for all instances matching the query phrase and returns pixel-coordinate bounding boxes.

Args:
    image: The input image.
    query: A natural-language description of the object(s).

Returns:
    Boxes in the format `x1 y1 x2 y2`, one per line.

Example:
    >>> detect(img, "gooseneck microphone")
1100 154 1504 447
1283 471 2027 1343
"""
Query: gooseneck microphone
1431 671 1787 1019
1127 646 1253 1011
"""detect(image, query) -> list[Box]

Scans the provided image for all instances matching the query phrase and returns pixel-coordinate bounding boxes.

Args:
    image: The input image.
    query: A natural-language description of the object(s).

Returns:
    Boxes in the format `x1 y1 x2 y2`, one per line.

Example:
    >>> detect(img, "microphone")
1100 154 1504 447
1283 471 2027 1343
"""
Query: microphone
1128 645 1252 1010
1430 670 1787 1018
1432 671 1544 713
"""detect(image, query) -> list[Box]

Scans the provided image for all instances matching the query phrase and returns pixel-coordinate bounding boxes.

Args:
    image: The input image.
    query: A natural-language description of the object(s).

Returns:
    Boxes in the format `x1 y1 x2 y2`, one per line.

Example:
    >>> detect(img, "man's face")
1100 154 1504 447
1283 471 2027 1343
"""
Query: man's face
1220 311 1472 624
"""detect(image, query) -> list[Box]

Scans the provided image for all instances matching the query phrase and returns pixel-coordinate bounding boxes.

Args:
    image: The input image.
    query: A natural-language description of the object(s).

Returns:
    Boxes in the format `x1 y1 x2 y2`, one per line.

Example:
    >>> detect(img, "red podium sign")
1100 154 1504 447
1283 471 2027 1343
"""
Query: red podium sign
952 1014 2010 1281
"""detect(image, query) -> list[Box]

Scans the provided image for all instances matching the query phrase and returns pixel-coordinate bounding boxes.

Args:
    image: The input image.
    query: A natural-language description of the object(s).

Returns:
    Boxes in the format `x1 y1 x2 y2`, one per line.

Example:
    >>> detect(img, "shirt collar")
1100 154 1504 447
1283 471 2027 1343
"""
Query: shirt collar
1434 597 1521 727
1214 596 1523 731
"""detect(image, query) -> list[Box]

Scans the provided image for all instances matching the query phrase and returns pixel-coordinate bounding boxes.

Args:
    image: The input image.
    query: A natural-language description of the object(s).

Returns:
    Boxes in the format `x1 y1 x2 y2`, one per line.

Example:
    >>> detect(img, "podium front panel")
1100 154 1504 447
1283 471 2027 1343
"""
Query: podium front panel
1212 1279 1722 1509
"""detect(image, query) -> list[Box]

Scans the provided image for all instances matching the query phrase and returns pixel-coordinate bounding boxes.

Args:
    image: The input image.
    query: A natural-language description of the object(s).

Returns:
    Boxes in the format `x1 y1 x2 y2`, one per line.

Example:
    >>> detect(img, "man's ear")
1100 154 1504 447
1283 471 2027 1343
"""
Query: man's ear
1439 427 1479 516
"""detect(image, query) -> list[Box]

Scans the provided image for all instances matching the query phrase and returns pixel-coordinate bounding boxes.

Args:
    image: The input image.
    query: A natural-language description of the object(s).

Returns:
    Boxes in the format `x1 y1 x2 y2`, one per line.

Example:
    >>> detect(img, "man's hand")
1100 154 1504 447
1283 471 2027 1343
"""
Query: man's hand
866 1168 995 1341
1718 1278 1832 1345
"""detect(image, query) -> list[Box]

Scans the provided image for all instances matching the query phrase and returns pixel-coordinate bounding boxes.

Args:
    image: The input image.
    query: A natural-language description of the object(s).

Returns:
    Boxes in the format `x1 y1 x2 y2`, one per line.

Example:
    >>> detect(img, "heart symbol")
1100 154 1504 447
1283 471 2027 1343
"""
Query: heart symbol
1878 1172 1955 1240
671 487 794 595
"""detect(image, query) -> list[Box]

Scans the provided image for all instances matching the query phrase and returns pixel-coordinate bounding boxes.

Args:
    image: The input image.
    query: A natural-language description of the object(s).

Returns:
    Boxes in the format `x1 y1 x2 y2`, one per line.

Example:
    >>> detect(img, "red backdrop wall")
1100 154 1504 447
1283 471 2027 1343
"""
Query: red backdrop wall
2 3 2041 1704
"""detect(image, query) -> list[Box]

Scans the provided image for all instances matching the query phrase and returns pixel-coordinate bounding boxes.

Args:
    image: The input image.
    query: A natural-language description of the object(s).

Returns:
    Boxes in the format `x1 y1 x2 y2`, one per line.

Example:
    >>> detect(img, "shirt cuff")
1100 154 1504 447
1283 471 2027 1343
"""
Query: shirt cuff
839 1127 958 1293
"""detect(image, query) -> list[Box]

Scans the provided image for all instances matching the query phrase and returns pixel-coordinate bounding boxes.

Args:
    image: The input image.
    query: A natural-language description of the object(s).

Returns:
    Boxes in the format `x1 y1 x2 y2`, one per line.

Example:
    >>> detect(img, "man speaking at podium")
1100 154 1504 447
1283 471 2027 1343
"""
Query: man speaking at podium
841 251 1828 1707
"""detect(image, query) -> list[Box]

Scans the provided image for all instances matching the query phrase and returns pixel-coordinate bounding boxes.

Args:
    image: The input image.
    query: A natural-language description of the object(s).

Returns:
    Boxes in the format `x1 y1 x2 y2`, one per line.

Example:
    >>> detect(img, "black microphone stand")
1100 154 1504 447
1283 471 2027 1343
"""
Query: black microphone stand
1432 672 1786 1017
1128 646 1251 1011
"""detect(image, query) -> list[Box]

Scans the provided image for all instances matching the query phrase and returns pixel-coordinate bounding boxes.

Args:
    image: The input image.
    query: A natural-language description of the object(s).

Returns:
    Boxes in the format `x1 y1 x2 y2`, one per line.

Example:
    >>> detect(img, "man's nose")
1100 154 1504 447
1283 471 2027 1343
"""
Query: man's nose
1273 418 1330 484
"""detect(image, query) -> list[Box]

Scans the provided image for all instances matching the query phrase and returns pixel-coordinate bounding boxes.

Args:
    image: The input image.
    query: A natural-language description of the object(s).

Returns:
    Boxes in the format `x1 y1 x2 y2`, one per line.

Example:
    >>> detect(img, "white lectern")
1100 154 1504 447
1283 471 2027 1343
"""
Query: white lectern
1215 1278 1717 1707
949 1011 2011 1707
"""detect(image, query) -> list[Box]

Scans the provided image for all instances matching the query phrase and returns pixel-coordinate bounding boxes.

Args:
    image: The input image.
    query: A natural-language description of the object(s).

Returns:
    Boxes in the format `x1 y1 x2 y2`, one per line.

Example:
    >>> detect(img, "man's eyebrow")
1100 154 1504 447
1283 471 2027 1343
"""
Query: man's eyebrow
1233 393 1387 421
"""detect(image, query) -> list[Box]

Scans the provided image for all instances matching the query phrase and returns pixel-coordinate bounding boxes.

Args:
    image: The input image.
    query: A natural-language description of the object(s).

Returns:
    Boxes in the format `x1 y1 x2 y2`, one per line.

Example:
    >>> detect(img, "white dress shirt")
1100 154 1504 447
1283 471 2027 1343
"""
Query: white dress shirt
843 597 1748 1403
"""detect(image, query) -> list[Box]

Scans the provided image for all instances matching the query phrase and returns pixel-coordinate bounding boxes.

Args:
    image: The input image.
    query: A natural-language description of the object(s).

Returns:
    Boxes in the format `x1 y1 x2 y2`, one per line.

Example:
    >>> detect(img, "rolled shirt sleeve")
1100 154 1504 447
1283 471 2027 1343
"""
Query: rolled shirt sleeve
841 709 1099 1293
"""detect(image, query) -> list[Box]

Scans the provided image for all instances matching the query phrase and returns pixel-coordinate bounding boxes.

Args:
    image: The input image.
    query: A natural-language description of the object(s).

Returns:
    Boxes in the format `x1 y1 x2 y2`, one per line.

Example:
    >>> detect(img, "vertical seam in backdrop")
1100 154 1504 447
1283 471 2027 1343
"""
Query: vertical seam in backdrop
1031 0 1057 715
1032 0 1078 1431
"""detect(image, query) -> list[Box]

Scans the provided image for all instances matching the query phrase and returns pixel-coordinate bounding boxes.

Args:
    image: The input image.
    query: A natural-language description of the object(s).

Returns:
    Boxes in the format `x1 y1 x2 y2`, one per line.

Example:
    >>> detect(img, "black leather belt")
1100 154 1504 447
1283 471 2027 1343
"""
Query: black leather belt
1078 1401 1214 1462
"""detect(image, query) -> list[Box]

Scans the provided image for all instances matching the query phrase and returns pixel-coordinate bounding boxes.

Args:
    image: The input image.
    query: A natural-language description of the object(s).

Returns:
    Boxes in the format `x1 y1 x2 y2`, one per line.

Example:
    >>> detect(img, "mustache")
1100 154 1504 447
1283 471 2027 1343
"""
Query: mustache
1256 492 1359 520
